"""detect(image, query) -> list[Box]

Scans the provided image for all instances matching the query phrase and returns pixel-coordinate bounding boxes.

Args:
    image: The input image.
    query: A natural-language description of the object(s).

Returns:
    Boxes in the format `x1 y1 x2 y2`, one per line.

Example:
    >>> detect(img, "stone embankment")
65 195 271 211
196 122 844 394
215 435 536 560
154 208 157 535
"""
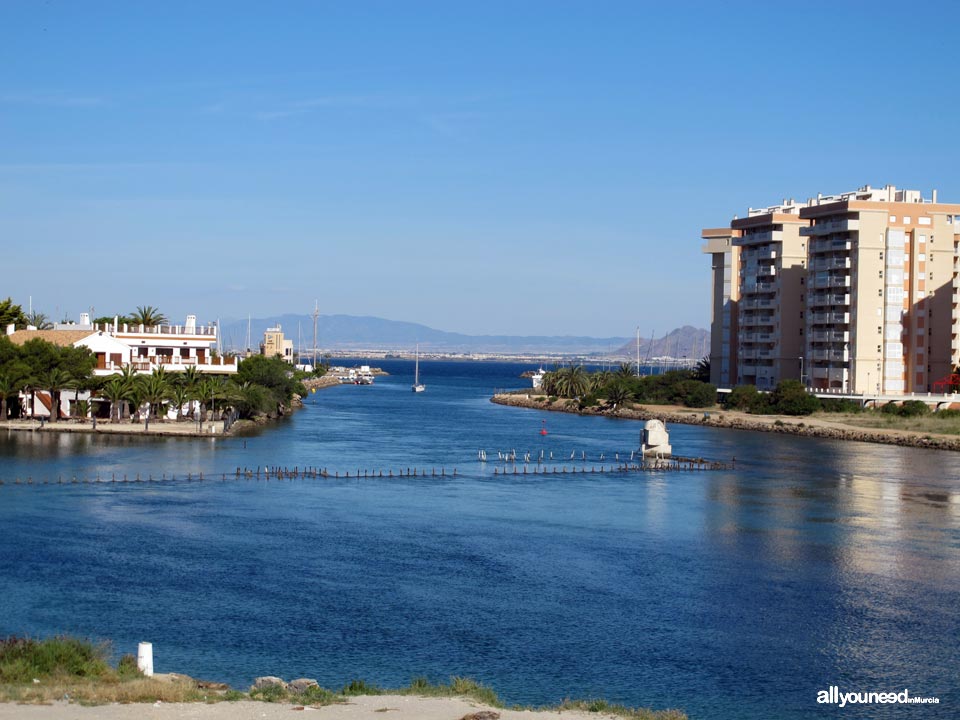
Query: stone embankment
492 393 960 452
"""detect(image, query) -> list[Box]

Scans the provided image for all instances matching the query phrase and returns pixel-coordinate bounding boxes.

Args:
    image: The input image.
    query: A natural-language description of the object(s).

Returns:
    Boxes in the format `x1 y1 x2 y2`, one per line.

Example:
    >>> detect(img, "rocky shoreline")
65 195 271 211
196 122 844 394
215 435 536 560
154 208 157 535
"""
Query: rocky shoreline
491 393 960 452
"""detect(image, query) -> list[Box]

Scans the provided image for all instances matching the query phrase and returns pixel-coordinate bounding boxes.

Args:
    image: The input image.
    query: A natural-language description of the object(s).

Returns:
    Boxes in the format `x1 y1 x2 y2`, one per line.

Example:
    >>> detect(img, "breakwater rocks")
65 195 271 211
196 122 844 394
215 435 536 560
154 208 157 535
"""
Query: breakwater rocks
491 393 960 452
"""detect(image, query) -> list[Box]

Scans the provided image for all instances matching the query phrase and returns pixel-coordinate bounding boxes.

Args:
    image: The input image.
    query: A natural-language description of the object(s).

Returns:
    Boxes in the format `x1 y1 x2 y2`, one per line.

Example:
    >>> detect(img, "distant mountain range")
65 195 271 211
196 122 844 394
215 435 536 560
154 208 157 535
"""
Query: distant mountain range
219 314 708 356
613 326 711 361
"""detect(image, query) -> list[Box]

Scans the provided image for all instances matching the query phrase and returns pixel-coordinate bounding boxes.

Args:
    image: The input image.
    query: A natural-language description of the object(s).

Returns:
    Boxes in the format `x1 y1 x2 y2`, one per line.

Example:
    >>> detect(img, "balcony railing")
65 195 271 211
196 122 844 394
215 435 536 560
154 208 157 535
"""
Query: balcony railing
809 311 850 324
800 218 860 236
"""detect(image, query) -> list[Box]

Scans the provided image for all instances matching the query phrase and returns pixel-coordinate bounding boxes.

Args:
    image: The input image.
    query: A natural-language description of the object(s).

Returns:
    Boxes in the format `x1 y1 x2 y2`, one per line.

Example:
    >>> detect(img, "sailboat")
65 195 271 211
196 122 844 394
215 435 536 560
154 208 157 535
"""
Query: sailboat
412 344 426 393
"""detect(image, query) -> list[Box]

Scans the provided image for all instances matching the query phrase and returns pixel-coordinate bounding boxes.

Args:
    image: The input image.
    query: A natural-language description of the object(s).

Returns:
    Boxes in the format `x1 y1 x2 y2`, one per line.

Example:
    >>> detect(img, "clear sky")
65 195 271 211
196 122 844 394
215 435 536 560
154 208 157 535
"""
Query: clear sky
3 1 959 337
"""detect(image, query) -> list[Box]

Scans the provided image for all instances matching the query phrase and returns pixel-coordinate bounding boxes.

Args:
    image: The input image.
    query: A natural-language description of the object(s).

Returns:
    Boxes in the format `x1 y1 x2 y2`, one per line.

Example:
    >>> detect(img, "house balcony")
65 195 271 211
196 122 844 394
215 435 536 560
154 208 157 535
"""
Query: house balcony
741 280 777 295
92 356 238 377
800 219 860 236
742 331 773 343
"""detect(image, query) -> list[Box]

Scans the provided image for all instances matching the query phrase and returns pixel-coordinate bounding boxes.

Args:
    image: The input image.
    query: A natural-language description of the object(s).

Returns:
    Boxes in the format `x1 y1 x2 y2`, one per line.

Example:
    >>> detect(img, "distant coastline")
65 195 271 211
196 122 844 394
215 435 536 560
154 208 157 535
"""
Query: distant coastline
491 392 960 452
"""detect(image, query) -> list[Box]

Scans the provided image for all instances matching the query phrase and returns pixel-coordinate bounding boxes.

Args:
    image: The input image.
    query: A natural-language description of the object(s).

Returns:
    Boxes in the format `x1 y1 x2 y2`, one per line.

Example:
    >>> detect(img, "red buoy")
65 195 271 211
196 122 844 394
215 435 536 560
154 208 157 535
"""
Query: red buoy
540 420 548 436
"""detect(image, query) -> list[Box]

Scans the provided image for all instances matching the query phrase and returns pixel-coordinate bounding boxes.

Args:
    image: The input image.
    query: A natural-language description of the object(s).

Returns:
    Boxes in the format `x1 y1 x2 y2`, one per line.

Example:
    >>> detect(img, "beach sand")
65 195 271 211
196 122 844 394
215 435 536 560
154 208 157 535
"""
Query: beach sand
0 696 622 720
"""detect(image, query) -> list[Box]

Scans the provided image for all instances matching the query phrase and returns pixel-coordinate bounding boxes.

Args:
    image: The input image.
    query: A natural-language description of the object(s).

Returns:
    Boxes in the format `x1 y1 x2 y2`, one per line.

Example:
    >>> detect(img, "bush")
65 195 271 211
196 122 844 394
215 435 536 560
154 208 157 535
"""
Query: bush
935 408 960 419
880 401 900 415
898 400 931 417
726 384 759 411
770 380 820 416
819 398 863 413
0 636 111 682
677 380 716 408
116 653 142 680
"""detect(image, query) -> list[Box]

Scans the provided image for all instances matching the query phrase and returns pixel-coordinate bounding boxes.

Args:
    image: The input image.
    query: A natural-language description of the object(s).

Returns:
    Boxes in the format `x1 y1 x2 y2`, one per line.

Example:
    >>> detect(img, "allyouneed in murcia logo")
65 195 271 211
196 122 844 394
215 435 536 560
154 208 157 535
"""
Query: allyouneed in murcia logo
817 686 940 707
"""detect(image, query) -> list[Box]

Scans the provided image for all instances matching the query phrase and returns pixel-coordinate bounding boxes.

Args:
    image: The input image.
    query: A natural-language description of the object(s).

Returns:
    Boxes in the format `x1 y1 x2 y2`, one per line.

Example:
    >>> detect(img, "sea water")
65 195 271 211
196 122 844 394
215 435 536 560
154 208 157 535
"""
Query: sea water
0 360 957 719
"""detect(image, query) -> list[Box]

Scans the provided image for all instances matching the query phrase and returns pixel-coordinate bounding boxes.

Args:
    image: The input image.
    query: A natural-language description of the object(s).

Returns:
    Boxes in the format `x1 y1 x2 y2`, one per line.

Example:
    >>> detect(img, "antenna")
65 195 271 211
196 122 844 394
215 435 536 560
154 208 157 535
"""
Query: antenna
246 314 251 355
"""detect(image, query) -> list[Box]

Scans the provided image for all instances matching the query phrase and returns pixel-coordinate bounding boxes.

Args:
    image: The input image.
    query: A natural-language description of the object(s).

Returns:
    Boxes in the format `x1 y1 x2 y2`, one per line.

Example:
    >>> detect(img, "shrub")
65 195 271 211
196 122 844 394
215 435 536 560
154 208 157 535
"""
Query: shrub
0 636 111 682
678 380 716 408
770 380 820 416
116 653 142 680
880 401 900 415
819 398 863 413
898 400 931 417
726 384 759 411
935 408 960 419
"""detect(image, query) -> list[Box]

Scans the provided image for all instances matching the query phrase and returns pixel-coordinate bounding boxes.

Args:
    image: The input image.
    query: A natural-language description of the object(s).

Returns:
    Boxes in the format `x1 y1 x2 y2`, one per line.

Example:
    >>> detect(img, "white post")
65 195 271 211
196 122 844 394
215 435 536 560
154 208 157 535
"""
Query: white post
137 642 154 676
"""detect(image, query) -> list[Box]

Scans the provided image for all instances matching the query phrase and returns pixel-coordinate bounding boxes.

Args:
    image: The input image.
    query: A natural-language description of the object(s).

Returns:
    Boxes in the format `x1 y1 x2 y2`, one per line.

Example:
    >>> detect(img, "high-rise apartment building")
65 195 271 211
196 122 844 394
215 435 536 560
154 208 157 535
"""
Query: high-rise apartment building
732 200 809 389
704 184 960 394
800 185 960 394
701 228 740 387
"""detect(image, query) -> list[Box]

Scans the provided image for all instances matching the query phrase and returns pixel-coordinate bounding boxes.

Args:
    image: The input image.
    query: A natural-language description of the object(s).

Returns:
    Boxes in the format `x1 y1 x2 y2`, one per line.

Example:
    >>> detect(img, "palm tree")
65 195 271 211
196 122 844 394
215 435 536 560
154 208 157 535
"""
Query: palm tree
139 372 171 428
26 311 53 330
117 364 139 419
605 381 632 409
193 377 225 429
40 367 73 423
168 384 190 422
130 306 167 328
177 365 201 419
590 370 612 393
99 377 129 424
565 365 589 399
616 362 634 379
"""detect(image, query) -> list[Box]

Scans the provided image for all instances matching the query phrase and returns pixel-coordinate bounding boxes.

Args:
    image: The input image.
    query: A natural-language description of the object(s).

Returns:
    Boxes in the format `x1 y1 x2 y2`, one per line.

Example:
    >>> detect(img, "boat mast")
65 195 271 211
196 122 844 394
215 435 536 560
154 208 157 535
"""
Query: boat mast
414 343 419 384
312 300 319 370
635 326 640 377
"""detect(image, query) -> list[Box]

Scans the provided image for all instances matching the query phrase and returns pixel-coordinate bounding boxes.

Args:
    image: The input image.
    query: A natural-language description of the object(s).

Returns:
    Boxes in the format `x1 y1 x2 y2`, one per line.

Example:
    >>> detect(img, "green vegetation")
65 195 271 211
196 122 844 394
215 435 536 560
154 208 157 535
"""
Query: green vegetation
0 298 29 330
539 366 717 410
0 637 685 717
0 319 307 423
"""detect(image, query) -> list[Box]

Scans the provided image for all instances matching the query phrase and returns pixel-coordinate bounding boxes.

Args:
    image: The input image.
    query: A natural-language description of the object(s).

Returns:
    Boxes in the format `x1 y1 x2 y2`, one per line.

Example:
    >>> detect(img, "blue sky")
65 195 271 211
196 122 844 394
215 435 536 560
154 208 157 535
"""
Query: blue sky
2 1 959 337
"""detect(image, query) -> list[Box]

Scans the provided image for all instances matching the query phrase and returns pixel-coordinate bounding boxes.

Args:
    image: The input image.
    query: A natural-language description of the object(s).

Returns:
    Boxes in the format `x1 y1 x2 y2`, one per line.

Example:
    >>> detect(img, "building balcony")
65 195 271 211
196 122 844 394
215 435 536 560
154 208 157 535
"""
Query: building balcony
800 219 860 236
737 230 784 246
808 293 851 308
741 280 777 295
740 297 777 310
739 315 776 329
742 331 774 343
809 311 850 325
810 257 852 272
809 348 849 362
810 330 849 343
811 273 851 289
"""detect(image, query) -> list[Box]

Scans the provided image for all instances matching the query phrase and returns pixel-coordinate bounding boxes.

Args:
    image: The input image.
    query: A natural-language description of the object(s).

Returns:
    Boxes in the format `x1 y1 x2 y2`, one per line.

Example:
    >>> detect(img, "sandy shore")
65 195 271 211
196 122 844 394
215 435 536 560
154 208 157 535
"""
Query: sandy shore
0 696 623 720
492 393 960 452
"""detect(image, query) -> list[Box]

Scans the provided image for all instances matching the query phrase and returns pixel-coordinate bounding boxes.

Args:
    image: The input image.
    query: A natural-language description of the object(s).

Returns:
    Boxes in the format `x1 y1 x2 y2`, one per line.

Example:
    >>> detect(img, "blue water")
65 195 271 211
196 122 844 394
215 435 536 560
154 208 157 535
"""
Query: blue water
1 360 958 719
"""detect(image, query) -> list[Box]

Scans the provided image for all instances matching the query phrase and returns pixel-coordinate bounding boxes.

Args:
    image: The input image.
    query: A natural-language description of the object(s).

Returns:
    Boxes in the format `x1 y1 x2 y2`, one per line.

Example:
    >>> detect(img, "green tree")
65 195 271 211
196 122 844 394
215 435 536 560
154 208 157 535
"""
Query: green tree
0 373 18 421
99 377 129 424
168 384 190 421
26 311 53 330
605 381 632 408
692 356 711 383
616 362 634 379
139 371 171 428
40 367 74 422
129 306 167 328
0 298 28 330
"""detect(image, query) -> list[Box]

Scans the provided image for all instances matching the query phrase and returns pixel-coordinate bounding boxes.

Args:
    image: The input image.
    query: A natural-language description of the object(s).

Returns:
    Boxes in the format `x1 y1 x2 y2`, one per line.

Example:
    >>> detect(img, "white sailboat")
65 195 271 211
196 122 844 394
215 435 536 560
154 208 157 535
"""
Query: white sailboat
412 344 425 393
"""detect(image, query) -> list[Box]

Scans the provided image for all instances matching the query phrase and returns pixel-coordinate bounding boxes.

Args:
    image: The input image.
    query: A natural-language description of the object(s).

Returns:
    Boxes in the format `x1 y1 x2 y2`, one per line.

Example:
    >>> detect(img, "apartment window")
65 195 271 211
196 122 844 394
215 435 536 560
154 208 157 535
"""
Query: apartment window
878 289 883 296
904 216 912 224
890 215 897 222
878 326 882 334
879 251 884 260
879 270 883 278
929 272 934 280
919 217 931 226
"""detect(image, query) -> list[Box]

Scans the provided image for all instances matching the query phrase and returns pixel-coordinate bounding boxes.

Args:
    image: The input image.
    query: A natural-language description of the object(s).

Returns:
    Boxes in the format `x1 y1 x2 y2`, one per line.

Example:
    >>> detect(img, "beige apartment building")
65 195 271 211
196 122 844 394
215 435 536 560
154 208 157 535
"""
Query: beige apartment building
801 185 960 394
702 199 809 389
704 184 960 394
261 325 295 364
701 228 740 386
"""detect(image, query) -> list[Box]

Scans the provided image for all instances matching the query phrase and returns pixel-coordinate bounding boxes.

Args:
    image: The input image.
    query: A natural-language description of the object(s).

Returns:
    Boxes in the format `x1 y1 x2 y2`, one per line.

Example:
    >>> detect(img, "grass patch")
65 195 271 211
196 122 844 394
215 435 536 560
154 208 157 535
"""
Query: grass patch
813 411 960 436
559 698 687 720
397 676 501 707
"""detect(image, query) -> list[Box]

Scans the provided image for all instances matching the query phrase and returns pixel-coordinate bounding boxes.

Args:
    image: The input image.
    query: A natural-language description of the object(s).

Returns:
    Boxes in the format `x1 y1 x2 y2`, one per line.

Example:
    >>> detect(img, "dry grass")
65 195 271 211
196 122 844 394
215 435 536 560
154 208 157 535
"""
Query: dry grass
814 412 960 436
0 676 212 705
